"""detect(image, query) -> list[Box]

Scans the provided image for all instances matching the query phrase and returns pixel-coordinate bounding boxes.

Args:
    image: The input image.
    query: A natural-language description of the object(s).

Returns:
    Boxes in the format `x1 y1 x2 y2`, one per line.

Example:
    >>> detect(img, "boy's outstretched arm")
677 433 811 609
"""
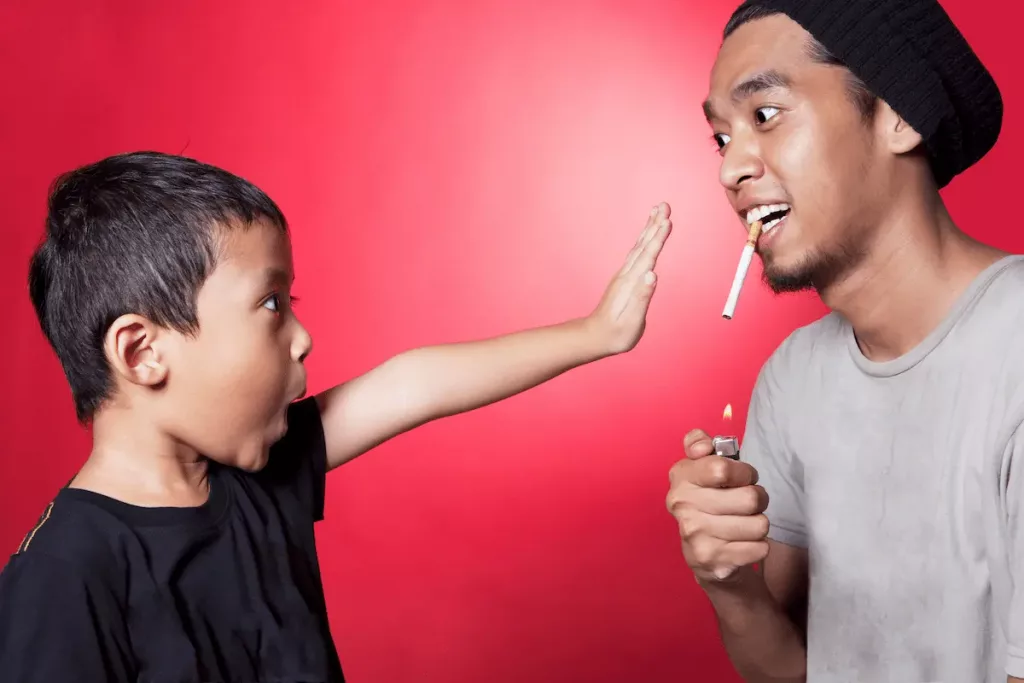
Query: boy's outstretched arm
315 203 673 470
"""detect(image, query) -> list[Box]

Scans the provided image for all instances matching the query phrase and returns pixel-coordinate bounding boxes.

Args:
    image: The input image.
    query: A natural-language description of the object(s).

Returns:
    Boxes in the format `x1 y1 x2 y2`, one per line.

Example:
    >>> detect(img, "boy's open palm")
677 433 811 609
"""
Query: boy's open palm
314 202 672 471
589 202 673 354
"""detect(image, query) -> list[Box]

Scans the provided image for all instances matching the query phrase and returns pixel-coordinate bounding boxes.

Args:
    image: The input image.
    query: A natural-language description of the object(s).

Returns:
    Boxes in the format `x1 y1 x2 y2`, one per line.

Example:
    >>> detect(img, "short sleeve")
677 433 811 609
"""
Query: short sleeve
741 359 807 548
258 396 329 522
1003 425 1024 677
0 551 133 683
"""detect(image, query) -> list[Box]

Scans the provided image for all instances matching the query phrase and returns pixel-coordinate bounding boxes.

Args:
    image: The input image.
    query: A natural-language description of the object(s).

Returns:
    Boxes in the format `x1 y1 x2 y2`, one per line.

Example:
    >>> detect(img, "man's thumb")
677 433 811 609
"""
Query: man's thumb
683 429 714 460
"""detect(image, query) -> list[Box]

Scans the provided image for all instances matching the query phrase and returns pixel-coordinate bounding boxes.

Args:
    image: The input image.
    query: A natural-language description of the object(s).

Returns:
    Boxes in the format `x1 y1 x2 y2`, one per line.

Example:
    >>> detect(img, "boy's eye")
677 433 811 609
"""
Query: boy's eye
712 133 731 152
755 106 780 124
262 294 280 313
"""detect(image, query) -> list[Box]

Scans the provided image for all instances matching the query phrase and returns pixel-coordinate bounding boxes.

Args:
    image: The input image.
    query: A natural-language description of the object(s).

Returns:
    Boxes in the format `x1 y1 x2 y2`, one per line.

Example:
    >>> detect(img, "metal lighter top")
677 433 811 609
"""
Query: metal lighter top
712 435 740 460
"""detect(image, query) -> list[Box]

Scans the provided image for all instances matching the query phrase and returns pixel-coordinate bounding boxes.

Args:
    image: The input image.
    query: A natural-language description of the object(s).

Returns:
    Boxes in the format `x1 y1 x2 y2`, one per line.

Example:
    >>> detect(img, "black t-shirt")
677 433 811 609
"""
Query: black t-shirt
0 397 345 683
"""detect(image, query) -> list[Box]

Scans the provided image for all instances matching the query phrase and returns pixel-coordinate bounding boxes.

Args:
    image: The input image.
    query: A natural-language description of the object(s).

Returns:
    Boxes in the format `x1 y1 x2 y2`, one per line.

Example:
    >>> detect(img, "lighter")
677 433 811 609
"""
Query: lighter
712 436 740 460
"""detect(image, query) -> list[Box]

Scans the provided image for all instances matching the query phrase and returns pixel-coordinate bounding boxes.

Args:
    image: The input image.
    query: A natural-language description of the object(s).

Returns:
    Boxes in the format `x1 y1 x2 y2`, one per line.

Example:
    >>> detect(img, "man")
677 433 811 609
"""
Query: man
665 1 1023 681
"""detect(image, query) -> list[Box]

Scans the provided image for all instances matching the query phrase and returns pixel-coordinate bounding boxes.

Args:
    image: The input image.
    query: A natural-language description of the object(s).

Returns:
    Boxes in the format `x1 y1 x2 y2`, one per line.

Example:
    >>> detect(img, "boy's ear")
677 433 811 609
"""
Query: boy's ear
878 101 923 155
103 314 168 387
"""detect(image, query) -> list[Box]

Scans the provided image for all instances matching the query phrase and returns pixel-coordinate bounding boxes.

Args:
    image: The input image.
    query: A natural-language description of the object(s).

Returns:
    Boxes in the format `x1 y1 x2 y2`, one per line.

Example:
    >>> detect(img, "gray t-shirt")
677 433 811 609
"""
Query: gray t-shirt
742 254 1024 682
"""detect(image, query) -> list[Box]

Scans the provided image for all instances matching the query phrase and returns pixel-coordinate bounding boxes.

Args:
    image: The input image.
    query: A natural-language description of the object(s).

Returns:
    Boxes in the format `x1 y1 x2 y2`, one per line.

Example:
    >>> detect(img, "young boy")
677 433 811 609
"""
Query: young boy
0 151 671 682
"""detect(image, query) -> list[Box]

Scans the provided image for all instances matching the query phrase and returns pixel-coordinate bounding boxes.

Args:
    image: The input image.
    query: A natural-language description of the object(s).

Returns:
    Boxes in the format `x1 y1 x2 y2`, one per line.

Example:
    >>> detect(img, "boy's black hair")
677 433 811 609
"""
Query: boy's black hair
723 4 878 121
28 151 288 423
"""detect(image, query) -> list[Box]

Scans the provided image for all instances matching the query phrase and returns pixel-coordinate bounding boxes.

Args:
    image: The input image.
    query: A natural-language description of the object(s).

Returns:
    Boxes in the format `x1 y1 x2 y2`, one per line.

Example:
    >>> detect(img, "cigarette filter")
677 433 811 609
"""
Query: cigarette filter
722 221 763 320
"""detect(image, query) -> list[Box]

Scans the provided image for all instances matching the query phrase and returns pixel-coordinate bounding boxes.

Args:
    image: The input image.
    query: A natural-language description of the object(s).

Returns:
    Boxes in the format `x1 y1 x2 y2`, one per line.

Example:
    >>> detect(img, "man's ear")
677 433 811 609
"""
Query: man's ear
103 314 168 387
879 101 923 155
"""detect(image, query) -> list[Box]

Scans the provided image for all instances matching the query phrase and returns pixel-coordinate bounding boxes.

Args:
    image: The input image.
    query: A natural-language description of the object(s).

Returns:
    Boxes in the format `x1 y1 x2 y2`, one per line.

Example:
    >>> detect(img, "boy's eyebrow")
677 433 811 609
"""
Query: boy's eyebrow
261 267 294 287
702 69 793 122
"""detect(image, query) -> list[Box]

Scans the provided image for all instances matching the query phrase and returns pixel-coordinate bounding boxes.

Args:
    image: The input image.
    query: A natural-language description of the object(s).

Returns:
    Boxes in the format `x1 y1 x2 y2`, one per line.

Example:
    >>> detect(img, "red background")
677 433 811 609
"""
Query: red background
1 1 1020 681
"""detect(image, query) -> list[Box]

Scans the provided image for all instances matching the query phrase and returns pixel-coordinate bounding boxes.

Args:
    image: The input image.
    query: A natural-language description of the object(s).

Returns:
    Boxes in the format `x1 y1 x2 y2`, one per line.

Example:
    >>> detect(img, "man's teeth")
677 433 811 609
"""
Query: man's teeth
745 203 791 228
762 215 785 233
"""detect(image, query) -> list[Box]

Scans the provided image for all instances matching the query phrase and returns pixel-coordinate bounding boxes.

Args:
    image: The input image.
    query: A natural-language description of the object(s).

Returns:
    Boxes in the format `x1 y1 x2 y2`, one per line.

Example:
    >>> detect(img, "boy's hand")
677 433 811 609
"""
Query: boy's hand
314 202 672 470
587 202 672 355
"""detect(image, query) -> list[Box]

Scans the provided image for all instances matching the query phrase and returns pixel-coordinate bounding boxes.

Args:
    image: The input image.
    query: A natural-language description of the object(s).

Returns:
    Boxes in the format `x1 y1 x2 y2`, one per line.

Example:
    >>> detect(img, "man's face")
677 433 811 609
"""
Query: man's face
704 14 889 292
160 220 313 471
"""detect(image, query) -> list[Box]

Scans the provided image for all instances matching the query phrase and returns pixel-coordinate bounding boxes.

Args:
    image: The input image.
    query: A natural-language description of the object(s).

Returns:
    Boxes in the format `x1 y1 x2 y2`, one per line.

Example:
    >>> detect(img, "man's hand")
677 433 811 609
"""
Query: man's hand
667 429 771 582
586 202 672 355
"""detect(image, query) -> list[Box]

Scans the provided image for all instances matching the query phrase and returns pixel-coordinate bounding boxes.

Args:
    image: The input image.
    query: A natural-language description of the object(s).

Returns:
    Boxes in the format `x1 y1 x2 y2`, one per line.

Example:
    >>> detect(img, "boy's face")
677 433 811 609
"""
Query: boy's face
704 14 893 293
160 219 312 471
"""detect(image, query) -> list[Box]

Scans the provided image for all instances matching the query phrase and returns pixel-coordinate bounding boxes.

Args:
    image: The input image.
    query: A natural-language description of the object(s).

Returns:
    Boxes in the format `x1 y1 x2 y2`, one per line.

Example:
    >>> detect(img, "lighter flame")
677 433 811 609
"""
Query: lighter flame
723 404 733 420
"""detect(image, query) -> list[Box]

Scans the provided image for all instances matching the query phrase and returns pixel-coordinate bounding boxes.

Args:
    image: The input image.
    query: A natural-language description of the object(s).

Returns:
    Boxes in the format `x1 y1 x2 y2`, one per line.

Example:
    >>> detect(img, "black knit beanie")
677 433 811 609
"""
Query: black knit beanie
726 0 1002 188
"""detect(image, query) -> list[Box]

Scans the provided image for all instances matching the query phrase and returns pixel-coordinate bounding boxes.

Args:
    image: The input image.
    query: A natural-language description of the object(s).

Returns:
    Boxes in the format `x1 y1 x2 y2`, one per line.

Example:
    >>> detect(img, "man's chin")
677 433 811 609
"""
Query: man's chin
760 246 852 295
760 255 817 294
762 267 817 294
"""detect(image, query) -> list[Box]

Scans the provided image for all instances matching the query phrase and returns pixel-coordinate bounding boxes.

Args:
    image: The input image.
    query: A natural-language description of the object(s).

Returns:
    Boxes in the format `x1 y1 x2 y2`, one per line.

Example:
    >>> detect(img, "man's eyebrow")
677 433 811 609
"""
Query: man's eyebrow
702 69 793 122
731 69 792 100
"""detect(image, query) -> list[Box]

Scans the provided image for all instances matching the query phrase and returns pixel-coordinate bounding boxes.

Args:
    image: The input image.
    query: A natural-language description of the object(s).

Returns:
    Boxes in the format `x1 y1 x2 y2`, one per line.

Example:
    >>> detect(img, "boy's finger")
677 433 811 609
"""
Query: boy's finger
619 207 661 276
628 219 671 276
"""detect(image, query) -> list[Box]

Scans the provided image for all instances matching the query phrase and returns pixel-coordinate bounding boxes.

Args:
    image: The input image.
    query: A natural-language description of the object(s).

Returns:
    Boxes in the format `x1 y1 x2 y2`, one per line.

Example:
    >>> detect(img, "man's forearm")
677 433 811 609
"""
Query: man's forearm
700 567 807 683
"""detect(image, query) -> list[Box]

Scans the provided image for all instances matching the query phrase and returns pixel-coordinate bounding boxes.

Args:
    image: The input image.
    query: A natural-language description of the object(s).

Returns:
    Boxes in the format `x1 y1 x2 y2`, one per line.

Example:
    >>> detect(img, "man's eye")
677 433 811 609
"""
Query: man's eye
262 294 280 313
755 106 780 124
712 133 731 151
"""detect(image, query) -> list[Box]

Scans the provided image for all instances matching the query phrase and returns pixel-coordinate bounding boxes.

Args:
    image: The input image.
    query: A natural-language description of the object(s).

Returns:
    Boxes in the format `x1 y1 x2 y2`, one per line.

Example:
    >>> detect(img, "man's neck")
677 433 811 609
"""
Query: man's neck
71 405 211 508
819 198 1005 362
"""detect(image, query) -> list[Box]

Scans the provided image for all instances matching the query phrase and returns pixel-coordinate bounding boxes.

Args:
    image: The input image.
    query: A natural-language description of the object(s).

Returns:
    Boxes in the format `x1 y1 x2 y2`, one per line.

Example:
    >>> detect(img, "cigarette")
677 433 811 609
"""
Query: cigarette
722 221 763 320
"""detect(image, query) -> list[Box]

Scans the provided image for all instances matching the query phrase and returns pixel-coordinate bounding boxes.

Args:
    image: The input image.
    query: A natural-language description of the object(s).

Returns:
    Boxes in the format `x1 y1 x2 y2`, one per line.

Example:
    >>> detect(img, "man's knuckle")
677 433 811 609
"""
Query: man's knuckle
690 539 717 567
677 510 700 539
742 486 761 513
668 460 686 482
754 514 771 538
753 485 769 512
708 459 729 486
